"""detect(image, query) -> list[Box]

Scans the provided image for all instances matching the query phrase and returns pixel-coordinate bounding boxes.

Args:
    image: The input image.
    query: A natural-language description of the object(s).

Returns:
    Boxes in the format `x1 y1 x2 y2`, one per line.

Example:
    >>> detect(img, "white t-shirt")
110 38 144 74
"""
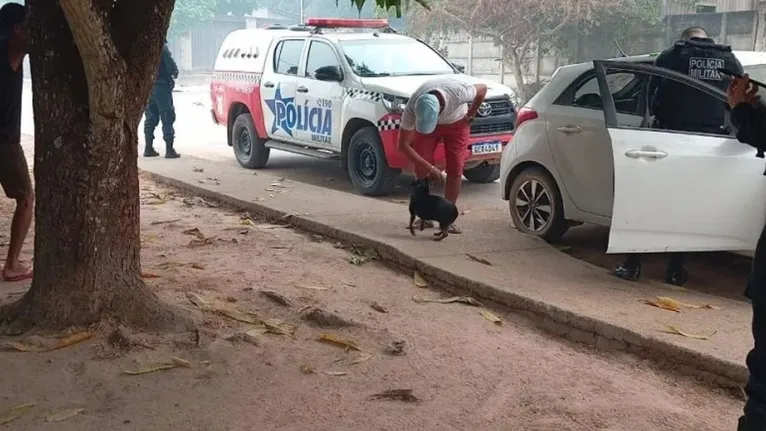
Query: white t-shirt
400 78 478 131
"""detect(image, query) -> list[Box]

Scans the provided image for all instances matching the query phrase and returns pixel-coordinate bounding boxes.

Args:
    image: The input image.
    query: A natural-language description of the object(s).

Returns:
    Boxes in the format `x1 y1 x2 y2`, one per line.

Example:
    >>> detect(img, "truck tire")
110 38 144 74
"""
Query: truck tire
347 126 400 196
508 167 568 243
231 113 270 169
463 163 501 183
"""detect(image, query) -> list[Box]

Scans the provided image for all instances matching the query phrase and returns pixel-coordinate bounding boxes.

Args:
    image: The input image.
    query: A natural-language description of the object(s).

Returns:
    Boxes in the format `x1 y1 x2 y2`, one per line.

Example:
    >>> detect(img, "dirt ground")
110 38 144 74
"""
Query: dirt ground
0 176 743 431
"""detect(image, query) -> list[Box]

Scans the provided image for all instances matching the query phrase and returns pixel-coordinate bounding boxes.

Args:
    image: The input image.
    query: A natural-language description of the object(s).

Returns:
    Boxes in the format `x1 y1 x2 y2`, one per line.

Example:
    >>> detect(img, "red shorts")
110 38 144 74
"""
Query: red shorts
413 120 470 178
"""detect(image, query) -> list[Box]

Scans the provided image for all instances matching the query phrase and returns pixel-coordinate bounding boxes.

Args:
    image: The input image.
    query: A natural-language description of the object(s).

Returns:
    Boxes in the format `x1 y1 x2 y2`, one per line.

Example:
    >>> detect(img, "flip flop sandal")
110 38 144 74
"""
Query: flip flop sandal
448 224 462 234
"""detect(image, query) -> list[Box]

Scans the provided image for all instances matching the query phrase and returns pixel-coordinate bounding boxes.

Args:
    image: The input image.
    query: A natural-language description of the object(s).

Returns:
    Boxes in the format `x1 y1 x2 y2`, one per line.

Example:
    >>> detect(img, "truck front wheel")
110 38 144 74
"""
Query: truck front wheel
347 127 400 196
232 113 270 169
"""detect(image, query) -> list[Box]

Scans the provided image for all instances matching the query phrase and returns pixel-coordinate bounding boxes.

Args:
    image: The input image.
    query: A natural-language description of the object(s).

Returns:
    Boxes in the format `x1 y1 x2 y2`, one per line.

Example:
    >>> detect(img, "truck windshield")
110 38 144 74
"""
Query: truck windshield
339 39 455 77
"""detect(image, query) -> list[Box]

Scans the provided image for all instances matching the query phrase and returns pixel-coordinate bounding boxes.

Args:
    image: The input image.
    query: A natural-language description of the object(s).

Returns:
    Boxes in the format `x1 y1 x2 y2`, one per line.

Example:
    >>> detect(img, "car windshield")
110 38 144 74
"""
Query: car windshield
338 39 456 77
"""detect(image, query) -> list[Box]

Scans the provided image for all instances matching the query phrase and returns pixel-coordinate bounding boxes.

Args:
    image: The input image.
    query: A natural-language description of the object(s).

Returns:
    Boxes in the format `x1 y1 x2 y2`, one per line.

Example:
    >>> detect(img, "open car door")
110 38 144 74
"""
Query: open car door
594 60 766 254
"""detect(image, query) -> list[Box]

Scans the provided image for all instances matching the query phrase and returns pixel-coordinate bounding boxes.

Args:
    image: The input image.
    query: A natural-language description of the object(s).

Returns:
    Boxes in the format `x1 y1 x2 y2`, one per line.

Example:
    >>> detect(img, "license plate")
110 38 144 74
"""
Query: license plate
471 141 502 156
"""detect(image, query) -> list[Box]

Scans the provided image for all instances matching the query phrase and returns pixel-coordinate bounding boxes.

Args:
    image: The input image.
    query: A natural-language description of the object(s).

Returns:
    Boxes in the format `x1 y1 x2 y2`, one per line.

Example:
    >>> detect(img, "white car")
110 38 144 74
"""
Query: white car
210 18 517 196
499 52 766 254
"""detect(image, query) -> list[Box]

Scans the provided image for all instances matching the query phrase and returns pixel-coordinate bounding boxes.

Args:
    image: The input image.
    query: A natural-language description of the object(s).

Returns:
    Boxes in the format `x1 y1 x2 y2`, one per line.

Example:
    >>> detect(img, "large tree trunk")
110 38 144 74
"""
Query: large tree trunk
0 0 188 330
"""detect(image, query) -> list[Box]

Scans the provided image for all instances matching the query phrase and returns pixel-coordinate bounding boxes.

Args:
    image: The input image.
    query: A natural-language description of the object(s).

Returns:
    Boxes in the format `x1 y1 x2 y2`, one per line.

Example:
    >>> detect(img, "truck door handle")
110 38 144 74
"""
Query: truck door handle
625 149 668 159
297 86 309 93
557 125 582 134
263 81 274 88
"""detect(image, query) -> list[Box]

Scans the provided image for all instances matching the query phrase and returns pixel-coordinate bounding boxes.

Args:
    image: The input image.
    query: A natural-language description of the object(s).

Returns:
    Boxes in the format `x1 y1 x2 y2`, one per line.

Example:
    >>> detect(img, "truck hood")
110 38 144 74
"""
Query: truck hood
359 74 515 100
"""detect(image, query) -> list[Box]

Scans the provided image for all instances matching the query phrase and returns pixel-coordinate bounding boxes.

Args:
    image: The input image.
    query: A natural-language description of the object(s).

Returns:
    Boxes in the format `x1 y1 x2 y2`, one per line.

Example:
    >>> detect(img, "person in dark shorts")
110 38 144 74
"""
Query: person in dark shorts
143 41 180 158
0 2 32 282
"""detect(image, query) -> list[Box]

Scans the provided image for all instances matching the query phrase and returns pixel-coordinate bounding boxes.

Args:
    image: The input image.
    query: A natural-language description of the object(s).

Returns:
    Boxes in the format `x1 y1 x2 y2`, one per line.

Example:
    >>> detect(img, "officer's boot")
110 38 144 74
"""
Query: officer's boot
143 137 159 157
613 255 641 282
164 138 180 159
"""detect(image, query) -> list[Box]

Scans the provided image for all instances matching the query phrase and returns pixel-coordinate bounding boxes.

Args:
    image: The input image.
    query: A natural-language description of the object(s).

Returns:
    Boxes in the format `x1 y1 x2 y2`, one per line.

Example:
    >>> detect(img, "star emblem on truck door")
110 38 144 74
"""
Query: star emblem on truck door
264 84 295 137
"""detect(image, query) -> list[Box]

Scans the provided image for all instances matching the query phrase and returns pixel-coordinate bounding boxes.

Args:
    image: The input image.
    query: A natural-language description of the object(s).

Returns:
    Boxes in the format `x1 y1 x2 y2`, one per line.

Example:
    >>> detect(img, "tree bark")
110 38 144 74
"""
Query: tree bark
0 0 189 330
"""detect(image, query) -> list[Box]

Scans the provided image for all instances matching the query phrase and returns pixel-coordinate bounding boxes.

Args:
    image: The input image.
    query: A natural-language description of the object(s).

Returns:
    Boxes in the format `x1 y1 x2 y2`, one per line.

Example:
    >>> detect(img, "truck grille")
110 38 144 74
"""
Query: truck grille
471 122 514 135
480 98 514 117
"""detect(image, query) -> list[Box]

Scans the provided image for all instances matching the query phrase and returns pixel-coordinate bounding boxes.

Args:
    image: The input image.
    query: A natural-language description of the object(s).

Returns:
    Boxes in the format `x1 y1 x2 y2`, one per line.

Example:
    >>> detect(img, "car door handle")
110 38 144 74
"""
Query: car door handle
297 86 309 93
625 149 668 159
263 81 275 88
557 126 582 134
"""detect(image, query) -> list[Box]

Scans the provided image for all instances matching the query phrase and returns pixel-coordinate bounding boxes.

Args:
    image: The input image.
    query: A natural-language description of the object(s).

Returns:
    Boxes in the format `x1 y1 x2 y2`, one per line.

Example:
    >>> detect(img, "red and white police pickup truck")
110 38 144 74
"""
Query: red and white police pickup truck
210 18 517 196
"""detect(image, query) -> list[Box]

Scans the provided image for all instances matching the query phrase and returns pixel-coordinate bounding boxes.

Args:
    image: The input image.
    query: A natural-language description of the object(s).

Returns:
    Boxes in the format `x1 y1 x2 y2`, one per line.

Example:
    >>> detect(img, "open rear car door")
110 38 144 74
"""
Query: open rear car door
593 60 766 254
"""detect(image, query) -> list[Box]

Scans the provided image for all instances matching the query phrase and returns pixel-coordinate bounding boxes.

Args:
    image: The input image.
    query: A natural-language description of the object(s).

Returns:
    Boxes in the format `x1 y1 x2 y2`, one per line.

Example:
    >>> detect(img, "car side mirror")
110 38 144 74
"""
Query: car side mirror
451 62 466 73
315 65 343 82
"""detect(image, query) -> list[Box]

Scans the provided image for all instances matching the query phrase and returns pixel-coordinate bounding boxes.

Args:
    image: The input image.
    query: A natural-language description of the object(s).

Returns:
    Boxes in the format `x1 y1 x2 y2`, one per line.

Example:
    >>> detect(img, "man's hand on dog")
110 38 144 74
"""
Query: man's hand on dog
427 165 447 183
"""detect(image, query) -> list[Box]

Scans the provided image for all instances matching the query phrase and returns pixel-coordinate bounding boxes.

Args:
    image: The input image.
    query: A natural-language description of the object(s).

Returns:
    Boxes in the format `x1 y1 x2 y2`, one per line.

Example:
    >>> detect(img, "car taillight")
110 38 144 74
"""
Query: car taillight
515 107 538 129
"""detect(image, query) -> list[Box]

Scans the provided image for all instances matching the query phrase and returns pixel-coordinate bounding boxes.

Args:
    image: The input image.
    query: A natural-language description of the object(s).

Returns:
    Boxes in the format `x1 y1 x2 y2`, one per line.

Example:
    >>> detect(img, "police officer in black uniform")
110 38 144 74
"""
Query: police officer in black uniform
728 74 766 431
613 26 744 287
144 40 180 159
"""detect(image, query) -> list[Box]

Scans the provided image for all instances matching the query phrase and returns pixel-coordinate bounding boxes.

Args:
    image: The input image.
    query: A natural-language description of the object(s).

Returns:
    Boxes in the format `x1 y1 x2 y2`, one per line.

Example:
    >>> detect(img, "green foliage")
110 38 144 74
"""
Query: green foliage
169 0 258 37
342 0 429 18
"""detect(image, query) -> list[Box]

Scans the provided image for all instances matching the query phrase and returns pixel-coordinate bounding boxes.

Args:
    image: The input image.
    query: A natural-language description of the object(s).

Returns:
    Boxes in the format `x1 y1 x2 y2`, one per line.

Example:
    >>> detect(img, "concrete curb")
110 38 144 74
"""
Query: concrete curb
143 170 749 390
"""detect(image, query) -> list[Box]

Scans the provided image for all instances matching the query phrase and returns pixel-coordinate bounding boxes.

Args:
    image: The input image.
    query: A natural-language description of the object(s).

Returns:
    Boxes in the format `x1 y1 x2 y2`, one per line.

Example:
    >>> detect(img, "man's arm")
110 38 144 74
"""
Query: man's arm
465 83 487 119
163 45 179 79
397 106 442 178
731 103 766 151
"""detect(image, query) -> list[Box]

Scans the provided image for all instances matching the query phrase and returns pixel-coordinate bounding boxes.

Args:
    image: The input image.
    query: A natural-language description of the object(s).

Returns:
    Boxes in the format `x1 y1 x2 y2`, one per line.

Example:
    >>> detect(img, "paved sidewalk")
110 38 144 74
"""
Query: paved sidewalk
139 155 754 387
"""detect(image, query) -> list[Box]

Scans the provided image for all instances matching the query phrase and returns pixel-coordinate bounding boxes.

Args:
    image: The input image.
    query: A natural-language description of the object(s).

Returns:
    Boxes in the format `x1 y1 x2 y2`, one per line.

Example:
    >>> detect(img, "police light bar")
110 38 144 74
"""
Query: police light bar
305 18 389 28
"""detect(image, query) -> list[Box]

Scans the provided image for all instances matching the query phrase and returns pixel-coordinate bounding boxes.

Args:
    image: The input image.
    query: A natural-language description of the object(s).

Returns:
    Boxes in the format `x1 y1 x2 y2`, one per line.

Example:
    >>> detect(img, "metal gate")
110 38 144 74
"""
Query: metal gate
191 17 246 71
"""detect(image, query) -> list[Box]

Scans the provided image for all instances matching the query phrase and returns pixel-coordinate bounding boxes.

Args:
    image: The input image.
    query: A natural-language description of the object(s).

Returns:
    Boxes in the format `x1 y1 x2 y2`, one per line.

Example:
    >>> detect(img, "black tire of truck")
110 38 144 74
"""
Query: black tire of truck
232 113 270 169
347 127 400 196
463 163 501 183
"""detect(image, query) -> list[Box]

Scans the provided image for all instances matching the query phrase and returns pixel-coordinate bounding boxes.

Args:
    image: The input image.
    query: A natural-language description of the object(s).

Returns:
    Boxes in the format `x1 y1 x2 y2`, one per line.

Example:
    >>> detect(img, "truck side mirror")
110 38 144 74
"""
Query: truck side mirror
314 65 344 82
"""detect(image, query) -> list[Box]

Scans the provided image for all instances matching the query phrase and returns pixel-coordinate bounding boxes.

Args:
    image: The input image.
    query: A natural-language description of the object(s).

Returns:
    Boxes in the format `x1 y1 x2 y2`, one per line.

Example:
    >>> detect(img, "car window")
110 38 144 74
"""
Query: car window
338 39 455 77
273 39 304 75
555 70 645 116
304 41 341 79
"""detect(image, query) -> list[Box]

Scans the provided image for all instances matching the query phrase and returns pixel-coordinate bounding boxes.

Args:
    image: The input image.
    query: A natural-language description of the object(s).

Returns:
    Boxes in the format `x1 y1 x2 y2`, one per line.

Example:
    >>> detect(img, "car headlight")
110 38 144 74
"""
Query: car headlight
382 94 408 113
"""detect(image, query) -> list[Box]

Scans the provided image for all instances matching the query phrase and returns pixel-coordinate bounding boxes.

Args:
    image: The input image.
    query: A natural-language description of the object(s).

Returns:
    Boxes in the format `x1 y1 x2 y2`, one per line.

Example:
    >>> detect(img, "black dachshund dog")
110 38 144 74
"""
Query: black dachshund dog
408 178 459 241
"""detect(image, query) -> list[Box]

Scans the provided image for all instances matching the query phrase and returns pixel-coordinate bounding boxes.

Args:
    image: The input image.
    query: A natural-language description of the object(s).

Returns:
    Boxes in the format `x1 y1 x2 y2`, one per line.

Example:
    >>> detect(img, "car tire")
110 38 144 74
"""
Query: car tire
347 126 400 196
463 163 501 183
508 168 568 242
231 113 270 169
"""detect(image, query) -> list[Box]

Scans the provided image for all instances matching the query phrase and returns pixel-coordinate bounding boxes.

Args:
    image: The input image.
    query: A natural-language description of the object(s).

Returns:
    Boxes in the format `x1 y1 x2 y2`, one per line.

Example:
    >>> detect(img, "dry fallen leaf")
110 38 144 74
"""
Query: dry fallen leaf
640 298 682 313
141 234 159 244
368 389 418 403
412 295 483 307
190 263 206 270
481 309 503 325
182 227 206 240
466 254 493 266
49 331 93 351
370 302 388 313
263 318 297 336
385 340 406 356
141 271 161 279
188 237 216 248
192 167 204 173
656 296 721 310
122 364 179 375
661 325 717 340
217 308 262 325
45 407 84 422
241 218 255 226
296 284 328 291
0 403 36 425
155 261 187 270
349 353 372 365
413 271 428 288
319 334 362 351
260 290 292 306
0 341 43 352
322 371 348 376
151 219 180 225
300 364 315 374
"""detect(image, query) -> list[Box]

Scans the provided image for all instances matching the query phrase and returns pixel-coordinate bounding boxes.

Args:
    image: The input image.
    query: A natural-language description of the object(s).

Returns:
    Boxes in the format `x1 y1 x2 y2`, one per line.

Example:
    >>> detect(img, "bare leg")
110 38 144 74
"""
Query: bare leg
4 194 33 278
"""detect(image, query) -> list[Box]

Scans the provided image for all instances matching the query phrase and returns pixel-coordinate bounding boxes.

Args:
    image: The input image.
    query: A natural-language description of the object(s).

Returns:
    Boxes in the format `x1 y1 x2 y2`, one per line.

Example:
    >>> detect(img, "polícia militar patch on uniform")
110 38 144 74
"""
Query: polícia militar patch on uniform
688 57 725 81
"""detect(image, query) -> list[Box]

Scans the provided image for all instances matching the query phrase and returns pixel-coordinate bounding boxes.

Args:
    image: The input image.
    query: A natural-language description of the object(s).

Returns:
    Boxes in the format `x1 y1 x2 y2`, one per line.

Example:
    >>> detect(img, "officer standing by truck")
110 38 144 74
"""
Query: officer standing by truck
144 40 180 159
613 26 744 287
727 73 766 431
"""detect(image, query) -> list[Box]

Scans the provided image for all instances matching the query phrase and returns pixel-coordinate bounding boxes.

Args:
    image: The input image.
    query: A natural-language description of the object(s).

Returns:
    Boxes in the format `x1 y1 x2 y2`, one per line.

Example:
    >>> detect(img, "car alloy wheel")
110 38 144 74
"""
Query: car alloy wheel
515 179 552 232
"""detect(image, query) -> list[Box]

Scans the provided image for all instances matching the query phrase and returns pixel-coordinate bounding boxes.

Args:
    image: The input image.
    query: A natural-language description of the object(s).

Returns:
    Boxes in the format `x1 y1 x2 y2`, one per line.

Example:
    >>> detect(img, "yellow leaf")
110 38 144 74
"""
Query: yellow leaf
481 309 502 325
661 325 716 340
640 298 681 313
122 364 179 375
413 271 428 288
141 234 159 243
45 407 84 422
656 296 720 310
322 371 348 376
0 403 35 425
319 334 362 351
217 308 262 324
0 342 43 352
241 218 255 226
49 332 93 351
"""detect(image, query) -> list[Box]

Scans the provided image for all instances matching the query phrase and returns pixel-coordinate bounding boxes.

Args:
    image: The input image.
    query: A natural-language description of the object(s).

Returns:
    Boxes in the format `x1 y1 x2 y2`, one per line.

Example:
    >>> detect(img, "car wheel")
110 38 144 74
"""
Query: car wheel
463 163 501 183
509 168 568 242
232 113 270 169
347 126 400 196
